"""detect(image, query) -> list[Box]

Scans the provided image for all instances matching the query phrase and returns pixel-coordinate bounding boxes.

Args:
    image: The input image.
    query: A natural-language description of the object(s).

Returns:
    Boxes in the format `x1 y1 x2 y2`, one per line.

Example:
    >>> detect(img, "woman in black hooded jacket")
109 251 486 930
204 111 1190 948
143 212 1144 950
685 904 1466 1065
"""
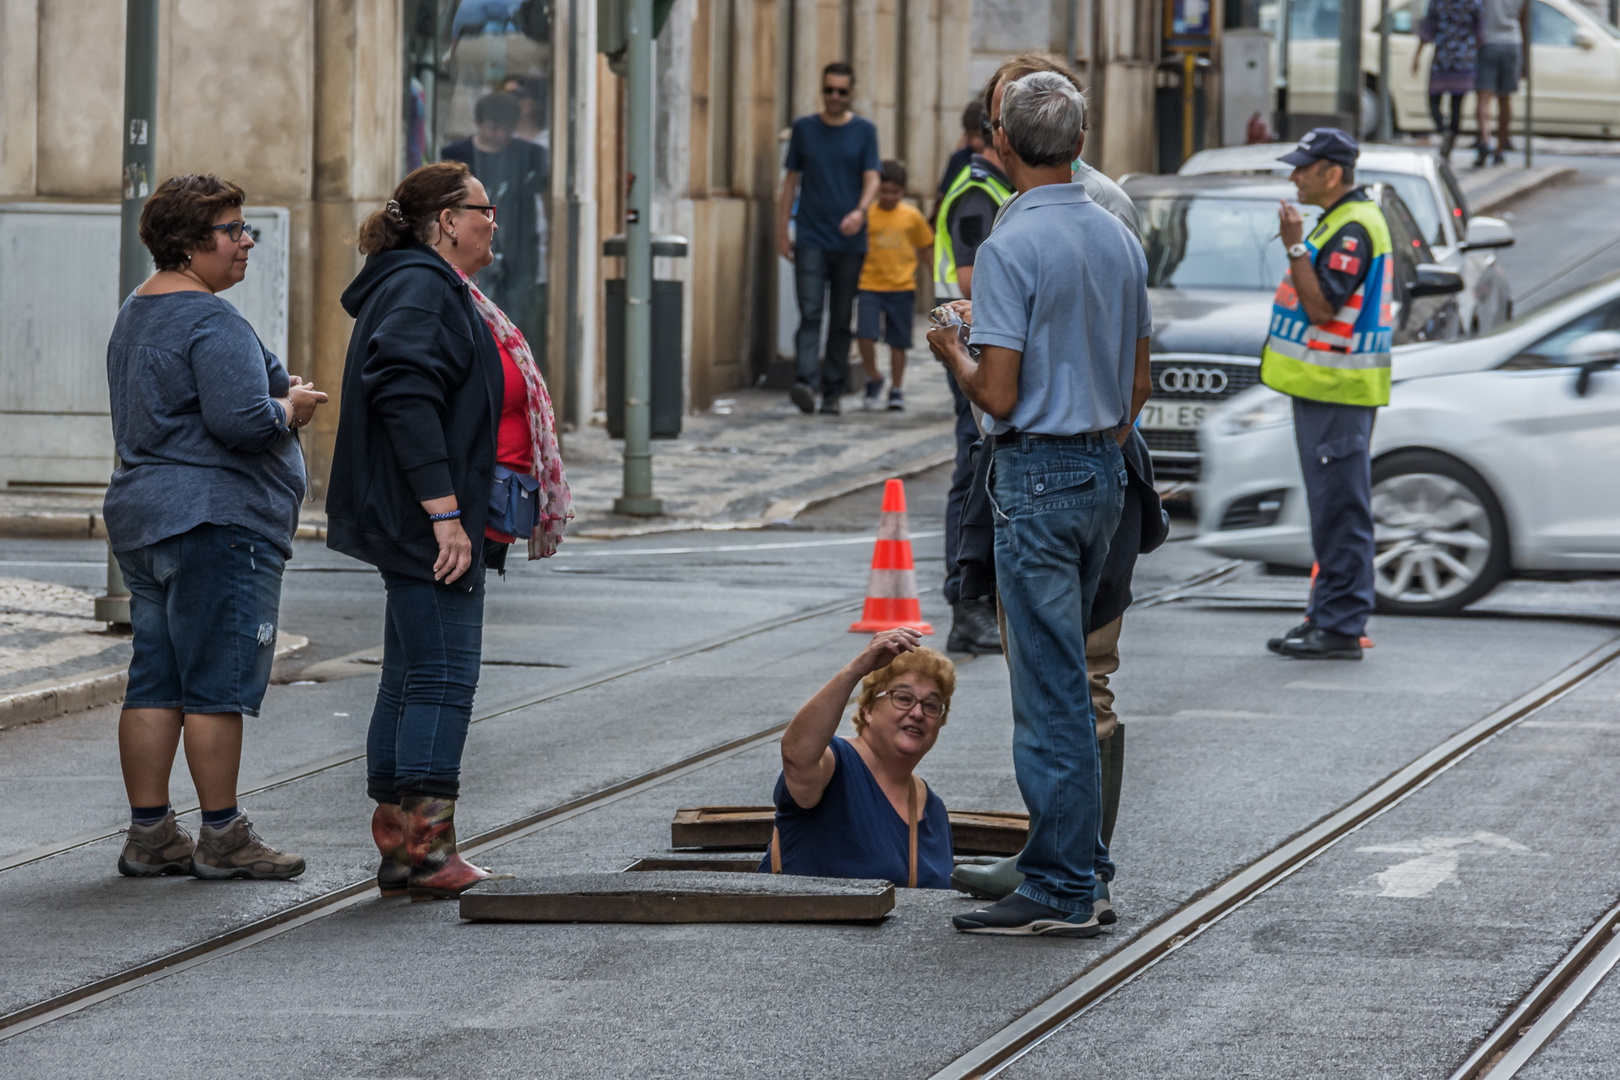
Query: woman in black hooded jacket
326 161 510 900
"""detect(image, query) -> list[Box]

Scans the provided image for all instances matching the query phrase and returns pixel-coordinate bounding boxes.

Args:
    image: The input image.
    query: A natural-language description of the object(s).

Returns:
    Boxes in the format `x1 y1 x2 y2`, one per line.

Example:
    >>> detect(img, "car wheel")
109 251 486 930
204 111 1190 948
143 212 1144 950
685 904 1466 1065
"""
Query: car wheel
1371 451 1509 616
1360 84 1381 140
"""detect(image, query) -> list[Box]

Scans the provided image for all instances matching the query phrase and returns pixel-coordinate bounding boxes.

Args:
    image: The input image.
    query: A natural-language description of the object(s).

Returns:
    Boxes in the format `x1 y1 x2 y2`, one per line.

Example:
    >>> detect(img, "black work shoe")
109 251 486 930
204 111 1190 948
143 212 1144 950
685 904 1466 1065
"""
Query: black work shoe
947 598 1002 654
1266 621 1312 655
1274 626 1363 660
952 893 1102 937
790 381 816 414
819 395 842 416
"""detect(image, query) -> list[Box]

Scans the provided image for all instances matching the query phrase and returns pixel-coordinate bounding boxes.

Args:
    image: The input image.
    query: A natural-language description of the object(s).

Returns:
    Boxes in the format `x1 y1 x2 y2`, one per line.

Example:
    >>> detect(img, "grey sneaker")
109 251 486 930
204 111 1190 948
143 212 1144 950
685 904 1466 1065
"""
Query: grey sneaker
191 814 306 880
118 812 196 877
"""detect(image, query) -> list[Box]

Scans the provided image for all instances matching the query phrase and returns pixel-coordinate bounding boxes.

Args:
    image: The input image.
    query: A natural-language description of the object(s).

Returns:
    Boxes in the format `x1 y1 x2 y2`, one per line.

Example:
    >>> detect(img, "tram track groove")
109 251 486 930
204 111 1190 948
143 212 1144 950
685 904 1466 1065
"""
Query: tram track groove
927 635 1620 1080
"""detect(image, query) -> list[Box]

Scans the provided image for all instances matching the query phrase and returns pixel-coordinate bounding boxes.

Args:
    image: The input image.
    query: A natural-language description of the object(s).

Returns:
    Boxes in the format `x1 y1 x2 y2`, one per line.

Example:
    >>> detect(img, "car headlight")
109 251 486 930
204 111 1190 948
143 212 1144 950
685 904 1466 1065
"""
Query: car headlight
1218 389 1292 435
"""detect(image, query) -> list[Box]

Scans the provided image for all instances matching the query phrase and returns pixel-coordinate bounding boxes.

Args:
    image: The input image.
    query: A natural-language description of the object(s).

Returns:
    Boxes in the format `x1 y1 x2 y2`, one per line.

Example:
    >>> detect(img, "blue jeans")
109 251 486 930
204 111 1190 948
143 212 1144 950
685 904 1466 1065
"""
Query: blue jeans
793 245 865 397
116 523 286 717
365 569 486 802
991 433 1126 914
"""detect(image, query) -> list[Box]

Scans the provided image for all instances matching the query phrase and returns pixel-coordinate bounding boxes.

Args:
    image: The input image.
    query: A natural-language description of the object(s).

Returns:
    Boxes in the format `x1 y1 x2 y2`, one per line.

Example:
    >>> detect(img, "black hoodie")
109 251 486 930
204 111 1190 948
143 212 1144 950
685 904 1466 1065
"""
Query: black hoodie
325 243 502 588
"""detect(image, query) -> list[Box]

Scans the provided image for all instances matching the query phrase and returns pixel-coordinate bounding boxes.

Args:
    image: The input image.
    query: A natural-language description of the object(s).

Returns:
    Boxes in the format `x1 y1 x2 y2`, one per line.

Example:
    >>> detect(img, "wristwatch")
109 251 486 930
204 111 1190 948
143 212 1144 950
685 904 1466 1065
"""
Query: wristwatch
1287 242 1309 260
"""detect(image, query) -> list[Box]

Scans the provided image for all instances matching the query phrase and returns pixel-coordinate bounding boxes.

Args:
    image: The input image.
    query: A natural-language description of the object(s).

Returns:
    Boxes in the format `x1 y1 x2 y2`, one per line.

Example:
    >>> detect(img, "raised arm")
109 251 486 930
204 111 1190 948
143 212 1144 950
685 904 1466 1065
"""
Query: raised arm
780 628 921 809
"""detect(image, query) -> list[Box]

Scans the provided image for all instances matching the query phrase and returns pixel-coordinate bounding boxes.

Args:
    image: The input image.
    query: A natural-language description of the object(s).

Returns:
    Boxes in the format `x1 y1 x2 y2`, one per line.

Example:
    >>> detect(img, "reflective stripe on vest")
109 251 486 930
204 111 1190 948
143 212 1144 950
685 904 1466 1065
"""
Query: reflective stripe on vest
1260 195 1395 408
933 163 1014 296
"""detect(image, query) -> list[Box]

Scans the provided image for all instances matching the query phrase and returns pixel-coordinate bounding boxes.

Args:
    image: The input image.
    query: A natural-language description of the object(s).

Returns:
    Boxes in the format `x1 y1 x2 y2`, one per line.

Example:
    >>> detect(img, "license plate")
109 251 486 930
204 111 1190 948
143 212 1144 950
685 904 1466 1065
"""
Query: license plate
1139 402 1208 431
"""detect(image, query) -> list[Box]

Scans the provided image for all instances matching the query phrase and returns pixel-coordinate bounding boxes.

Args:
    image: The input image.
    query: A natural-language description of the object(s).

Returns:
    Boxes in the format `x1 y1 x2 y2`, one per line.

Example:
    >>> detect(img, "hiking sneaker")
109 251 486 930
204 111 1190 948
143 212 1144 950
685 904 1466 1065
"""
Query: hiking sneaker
790 381 816 414
191 814 306 880
952 893 1102 937
863 378 884 410
117 812 196 877
887 387 905 412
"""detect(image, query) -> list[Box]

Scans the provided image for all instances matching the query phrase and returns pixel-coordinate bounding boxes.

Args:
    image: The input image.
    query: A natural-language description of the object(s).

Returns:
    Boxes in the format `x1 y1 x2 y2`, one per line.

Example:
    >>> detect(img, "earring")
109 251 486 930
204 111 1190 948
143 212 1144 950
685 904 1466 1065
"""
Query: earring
450 234 458 247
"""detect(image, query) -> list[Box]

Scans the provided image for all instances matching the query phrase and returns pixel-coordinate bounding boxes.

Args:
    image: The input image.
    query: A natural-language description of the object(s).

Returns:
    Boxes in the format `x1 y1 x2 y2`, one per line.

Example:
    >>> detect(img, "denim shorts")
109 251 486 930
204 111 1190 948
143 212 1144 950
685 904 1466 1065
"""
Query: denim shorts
115 523 287 717
856 290 915 350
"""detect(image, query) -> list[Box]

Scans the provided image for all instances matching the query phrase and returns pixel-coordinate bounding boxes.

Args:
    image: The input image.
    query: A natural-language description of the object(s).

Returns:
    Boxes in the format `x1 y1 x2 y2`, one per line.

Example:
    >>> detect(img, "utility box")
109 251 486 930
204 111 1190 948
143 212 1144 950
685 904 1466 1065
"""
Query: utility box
604 233 685 440
1222 29 1274 145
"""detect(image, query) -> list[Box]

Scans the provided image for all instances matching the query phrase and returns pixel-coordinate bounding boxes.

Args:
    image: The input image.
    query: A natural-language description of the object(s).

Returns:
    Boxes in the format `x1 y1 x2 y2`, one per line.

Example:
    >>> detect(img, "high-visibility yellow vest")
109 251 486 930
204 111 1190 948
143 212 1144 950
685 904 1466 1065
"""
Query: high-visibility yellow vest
1260 195 1395 408
933 161 1014 299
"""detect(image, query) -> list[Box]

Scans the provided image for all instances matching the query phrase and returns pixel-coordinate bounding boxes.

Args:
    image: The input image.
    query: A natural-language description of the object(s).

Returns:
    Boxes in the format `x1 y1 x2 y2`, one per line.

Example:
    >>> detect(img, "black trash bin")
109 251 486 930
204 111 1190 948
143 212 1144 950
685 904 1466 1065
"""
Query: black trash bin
604 233 686 440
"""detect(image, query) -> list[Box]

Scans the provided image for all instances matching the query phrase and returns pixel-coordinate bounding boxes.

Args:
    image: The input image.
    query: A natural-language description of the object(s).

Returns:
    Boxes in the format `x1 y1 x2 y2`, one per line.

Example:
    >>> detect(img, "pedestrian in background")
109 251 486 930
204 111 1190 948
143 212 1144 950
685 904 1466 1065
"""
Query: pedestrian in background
1475 0 1527 166
934 100 987 214
1413 0 1483 163
329 160 569 900
1263 129 1394 661
856 160 933 412
777 62 881 416
107 174 325 881
929 72 1152 936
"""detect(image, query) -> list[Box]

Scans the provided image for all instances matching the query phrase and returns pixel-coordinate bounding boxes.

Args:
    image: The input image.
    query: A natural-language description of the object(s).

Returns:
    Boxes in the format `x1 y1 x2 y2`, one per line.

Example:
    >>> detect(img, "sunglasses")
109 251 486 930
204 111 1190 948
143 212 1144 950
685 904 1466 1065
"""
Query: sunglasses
209 221 260 243
456 203 498 221
822 85 850 97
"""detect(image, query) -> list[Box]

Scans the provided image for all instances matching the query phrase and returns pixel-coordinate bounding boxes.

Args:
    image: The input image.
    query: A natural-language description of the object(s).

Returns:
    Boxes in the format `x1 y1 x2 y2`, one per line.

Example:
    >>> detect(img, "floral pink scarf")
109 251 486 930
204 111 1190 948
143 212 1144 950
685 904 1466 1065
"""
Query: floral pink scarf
455 267 573 559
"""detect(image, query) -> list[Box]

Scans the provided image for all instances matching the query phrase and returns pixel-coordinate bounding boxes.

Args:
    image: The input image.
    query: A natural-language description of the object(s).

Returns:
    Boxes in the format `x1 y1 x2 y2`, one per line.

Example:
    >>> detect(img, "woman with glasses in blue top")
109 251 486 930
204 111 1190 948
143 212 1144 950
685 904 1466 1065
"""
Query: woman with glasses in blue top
762 628 956 888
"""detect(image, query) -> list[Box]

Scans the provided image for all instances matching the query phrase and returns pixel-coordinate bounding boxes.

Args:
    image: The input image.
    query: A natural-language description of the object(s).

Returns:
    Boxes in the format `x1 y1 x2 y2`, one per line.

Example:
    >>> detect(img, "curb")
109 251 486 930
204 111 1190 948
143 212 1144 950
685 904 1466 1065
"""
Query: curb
1468 165 1574 216
0 633 309 730
0 512 107 540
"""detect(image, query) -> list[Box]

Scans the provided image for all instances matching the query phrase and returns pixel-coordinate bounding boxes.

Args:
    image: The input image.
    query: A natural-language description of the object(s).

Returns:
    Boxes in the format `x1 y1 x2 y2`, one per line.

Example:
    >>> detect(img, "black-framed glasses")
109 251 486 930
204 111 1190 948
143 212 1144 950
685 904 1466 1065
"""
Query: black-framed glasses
210 221 259 243
875 689 947 720
457 203 498 221
822 85 850 97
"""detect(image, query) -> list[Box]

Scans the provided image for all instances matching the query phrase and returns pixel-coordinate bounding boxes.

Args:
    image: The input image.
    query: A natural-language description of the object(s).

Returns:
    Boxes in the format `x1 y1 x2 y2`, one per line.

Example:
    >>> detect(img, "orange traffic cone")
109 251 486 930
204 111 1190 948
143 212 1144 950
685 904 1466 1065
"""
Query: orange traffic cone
1308 561 1374 649
850 479 934 634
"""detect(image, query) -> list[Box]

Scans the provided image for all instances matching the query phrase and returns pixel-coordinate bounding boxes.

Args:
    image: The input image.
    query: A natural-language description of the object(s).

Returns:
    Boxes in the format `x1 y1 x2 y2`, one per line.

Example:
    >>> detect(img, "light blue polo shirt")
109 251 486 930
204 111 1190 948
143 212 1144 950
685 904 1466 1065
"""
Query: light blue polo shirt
969 182 1152 437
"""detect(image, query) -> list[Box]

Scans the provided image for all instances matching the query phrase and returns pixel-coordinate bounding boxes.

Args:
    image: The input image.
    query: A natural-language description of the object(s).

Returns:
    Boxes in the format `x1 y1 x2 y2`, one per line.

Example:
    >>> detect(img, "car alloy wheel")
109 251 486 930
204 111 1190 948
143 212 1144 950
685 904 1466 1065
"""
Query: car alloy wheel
1370 451 1509 616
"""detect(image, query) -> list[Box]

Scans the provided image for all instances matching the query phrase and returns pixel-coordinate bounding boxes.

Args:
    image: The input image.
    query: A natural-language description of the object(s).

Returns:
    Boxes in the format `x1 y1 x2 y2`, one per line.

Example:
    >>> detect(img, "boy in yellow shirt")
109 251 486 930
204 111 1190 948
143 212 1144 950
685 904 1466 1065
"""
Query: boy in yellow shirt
857 161 934 411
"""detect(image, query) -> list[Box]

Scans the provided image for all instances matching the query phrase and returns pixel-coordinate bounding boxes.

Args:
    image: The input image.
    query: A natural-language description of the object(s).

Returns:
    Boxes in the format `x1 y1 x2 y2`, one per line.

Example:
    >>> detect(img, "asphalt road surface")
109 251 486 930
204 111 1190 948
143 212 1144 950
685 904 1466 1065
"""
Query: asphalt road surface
4 159 1620 1079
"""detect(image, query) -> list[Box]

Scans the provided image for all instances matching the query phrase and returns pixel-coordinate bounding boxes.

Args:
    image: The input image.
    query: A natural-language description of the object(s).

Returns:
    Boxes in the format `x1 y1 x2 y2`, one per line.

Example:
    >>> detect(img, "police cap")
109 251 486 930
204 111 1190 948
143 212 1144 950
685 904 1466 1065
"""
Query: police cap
1277 127 1359 169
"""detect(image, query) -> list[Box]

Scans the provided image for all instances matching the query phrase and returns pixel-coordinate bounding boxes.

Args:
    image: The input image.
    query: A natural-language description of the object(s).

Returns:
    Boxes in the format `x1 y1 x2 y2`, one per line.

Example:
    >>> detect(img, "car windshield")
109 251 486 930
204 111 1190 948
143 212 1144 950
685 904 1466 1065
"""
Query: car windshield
1136 196 1319 290
1360 170 1444 247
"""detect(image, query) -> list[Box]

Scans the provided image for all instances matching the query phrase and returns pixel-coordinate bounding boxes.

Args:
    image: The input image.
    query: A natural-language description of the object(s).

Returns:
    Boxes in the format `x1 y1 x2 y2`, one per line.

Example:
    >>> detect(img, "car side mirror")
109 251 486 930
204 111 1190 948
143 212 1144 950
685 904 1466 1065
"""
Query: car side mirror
1569 331 1620 397
1408 264 1464 298
1575 28 1597 49
1459 216 1515 251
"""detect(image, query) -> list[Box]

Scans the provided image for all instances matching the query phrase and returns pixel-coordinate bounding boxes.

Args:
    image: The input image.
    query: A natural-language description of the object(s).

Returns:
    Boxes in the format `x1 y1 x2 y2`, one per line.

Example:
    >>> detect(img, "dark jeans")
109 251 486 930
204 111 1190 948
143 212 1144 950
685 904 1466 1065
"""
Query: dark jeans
1429 92 1465 136
942 371 983 604
990 433 1126 915
1294 397 1378 637
793 245 864 397
366 569 486 803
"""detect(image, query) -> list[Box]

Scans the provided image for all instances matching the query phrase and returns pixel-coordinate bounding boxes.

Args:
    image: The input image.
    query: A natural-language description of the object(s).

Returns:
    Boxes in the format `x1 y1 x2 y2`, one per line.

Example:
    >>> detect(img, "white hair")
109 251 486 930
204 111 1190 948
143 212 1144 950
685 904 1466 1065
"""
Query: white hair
1000 71 1086 168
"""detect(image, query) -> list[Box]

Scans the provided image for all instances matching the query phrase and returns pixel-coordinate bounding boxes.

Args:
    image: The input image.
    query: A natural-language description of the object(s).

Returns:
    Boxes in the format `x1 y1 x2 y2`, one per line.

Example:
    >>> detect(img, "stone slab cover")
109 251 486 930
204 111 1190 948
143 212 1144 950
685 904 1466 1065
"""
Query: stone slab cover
459 872 895 923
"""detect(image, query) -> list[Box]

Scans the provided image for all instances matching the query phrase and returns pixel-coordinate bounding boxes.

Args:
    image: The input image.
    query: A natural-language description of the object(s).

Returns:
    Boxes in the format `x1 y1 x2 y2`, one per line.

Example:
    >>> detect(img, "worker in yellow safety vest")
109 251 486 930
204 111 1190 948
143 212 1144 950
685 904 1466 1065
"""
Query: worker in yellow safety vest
1262 127 1394 661
932 127 1014 655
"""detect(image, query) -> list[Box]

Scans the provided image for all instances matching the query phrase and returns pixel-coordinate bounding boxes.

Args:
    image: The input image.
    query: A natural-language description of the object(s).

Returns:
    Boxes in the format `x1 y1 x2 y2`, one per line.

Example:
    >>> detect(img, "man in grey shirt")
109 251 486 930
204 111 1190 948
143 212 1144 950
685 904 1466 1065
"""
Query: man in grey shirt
929 71 1152 937
1475 0 1526 166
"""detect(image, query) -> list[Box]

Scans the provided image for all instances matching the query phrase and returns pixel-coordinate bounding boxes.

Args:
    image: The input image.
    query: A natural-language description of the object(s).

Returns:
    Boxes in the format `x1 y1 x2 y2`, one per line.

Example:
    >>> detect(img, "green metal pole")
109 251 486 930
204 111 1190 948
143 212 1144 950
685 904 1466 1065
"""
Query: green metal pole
613 0 662 516
1337 0 1364 136
97 0 159 627
1377 0 1392 143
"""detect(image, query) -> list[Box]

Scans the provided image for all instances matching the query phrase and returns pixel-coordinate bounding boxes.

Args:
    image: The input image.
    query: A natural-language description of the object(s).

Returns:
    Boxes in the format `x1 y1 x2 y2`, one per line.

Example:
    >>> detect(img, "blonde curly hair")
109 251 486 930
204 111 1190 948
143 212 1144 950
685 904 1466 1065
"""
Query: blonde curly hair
851 647 956 734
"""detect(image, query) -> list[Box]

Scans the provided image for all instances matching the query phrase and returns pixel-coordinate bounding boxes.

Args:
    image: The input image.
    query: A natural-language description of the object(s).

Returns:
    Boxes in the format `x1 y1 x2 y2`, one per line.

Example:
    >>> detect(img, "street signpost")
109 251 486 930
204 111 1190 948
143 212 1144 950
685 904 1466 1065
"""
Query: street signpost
1337 0 1364 137
97 0 159 627
1377 0 1393 143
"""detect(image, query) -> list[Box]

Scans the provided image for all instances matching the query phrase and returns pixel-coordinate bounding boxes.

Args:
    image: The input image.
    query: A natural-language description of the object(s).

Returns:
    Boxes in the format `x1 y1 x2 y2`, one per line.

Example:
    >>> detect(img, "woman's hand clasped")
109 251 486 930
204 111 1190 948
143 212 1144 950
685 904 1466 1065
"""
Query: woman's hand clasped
278 376 329 430
850 627 923 679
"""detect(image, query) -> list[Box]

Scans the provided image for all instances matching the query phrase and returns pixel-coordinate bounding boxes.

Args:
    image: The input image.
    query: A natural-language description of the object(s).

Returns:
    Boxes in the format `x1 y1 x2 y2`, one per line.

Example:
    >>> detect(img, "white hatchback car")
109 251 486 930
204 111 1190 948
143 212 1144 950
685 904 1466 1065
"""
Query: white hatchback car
1180 144 1516 334
1195 272 1620 615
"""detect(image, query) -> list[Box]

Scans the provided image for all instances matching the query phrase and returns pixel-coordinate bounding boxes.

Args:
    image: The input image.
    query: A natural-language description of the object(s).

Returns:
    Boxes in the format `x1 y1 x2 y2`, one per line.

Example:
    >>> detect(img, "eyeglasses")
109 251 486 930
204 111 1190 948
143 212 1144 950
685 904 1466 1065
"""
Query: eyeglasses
875 689 947 720
822 85 850 97
210 221 259 243
456 203 498 221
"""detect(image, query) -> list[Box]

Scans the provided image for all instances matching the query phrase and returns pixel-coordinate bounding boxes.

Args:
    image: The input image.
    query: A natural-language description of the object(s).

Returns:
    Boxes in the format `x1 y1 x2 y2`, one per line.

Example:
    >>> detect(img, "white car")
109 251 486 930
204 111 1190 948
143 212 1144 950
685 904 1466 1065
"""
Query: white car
1180 143 1516 334
1195 272 1620 615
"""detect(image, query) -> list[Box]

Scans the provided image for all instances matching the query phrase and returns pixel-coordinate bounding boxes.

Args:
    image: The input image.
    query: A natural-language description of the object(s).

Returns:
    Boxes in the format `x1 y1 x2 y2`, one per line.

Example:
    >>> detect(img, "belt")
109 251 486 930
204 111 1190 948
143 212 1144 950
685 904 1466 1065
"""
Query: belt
991 428 1116 449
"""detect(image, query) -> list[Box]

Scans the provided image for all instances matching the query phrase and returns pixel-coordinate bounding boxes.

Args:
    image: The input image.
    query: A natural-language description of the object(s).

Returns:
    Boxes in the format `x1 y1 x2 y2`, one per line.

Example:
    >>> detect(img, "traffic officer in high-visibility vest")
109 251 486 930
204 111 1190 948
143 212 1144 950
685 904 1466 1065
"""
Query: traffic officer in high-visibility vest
1262 128 1394 661
934 131 1014 655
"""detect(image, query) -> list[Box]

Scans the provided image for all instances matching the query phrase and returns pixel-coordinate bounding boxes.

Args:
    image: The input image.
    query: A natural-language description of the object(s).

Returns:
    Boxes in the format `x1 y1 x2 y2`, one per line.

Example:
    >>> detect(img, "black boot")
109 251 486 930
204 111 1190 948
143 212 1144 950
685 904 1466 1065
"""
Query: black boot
947 597 1002 654
1274 626 1363 660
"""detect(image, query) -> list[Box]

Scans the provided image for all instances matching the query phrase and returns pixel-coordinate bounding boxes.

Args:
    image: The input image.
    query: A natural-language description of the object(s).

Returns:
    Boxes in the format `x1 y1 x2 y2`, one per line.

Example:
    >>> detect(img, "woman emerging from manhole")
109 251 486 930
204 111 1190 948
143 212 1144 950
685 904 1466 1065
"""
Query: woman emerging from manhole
761 628 955 888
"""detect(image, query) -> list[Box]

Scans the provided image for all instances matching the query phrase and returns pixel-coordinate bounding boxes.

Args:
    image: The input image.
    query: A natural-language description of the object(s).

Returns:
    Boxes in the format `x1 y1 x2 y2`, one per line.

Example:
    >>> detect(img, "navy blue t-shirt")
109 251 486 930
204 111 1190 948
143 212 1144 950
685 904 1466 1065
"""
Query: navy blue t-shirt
784 114 881 254
759 737 953 888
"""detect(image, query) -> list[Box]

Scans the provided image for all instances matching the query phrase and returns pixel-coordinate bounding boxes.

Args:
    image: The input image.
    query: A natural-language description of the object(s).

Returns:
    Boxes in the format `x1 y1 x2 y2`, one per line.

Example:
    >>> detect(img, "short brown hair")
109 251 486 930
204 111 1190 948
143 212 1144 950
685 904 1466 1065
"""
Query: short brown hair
981 53 1088 132
357 161 471 256
138 174 246 272
879 160 907 187
852 647 956 734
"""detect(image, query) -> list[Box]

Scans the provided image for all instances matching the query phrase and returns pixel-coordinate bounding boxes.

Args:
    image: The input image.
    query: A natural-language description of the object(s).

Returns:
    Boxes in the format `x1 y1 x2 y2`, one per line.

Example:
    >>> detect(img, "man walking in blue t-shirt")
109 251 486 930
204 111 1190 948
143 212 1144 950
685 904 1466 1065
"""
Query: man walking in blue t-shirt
777 62 881 415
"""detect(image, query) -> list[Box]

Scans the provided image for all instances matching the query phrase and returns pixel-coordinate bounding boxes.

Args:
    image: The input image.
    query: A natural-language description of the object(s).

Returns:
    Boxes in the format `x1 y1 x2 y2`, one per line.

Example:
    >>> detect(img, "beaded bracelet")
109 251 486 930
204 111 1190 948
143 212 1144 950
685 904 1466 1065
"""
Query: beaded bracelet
429 510 462 521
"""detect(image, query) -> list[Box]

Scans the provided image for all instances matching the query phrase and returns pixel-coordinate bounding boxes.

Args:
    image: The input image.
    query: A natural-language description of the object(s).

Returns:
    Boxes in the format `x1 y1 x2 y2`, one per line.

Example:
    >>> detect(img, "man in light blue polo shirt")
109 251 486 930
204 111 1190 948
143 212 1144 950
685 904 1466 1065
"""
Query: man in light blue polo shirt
928 70 1152 937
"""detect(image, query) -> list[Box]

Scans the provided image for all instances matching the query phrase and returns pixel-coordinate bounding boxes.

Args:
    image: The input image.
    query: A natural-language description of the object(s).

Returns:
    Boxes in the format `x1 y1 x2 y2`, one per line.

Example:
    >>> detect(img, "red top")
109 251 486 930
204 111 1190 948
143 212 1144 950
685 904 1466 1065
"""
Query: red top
486 339 533 543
